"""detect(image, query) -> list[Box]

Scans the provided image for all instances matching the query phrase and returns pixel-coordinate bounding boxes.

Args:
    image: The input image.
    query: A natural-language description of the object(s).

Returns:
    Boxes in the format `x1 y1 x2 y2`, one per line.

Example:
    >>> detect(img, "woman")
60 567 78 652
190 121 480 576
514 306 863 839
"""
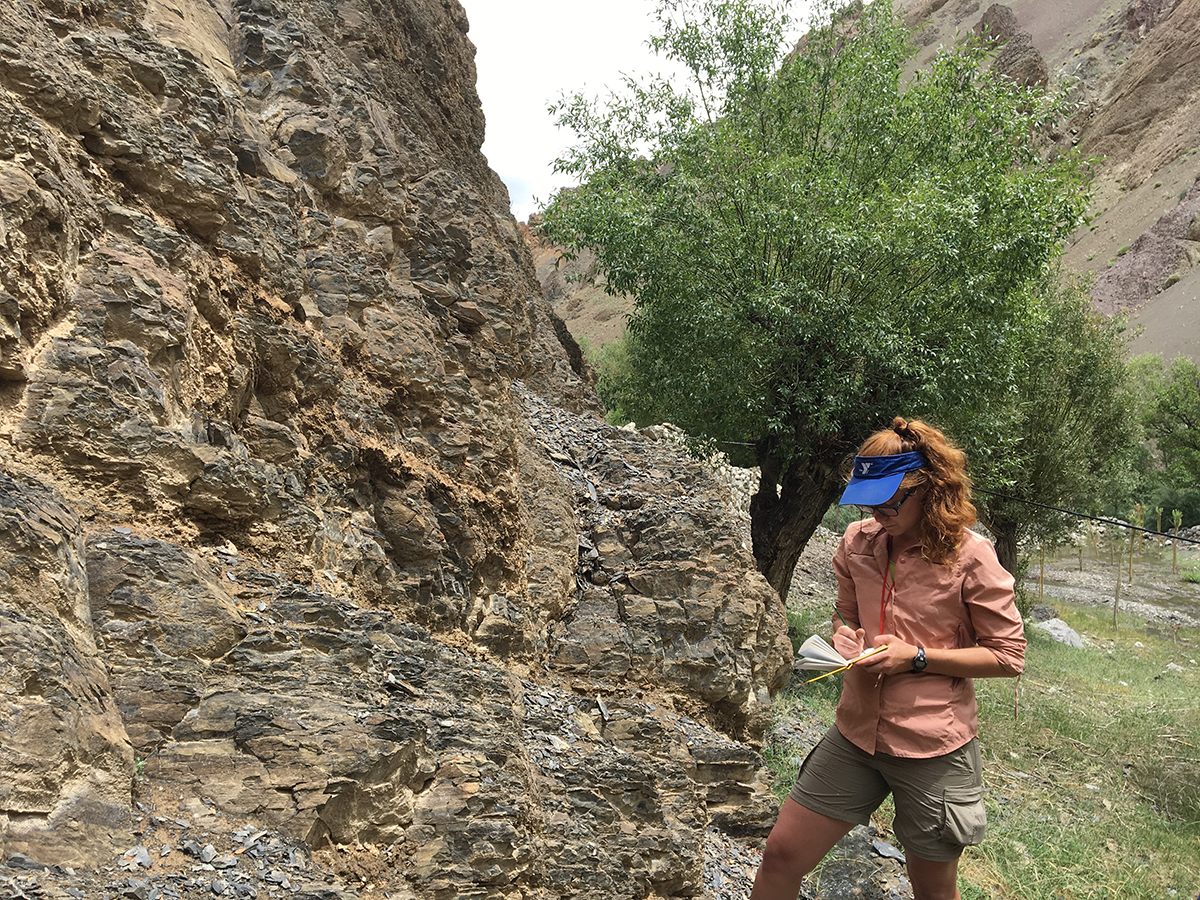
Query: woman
750 417 1025 900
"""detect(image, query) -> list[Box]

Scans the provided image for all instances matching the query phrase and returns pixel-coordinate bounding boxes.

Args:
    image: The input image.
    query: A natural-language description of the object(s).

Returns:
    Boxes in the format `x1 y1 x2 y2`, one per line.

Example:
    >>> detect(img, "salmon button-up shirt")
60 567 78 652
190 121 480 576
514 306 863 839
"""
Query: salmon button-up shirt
832 519 1025 758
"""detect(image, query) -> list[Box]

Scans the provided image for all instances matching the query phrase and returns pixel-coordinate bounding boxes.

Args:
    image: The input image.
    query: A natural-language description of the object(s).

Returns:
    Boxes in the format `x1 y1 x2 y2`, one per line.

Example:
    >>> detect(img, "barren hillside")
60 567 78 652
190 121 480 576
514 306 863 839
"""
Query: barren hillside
904 0 1200 360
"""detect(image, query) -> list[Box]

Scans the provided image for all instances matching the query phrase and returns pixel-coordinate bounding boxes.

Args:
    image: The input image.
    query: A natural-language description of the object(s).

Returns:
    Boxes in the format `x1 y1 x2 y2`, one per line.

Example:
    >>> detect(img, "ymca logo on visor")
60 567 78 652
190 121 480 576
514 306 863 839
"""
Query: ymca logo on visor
839 451 926 507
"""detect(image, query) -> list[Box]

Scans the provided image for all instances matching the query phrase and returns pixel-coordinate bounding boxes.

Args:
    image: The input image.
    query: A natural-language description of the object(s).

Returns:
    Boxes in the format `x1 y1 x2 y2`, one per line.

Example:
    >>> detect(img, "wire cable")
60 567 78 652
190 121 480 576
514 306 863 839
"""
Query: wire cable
974 488 1200 546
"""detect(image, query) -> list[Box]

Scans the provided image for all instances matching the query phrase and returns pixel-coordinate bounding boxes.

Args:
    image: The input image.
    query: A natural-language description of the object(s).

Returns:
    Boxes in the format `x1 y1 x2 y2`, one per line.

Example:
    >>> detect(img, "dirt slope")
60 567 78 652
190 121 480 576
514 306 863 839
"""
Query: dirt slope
906 0 1200 354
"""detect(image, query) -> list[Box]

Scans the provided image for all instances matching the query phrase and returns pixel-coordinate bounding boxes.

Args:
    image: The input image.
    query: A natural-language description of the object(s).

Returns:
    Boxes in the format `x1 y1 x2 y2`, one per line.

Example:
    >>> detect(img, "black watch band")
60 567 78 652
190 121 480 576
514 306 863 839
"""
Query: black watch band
911 646 927 673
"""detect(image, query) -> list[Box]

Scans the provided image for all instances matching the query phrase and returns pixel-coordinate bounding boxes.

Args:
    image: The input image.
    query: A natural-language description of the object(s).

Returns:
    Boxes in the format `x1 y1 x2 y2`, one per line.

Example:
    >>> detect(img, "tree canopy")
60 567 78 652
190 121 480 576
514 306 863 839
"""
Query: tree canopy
966 274 1140 574
541 0 1092 597
1128 354 1200 526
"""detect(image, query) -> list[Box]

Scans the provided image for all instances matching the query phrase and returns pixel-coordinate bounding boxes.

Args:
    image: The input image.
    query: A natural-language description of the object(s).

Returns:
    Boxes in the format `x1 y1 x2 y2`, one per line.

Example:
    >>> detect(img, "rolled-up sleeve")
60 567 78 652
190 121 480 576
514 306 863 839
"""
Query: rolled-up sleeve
962 540 1025 676
835 523 1026 757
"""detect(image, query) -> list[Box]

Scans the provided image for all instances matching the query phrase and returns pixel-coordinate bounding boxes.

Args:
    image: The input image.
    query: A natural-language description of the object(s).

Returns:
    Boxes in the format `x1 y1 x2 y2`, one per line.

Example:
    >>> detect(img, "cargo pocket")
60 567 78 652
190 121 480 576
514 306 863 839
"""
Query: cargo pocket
939 786 987 847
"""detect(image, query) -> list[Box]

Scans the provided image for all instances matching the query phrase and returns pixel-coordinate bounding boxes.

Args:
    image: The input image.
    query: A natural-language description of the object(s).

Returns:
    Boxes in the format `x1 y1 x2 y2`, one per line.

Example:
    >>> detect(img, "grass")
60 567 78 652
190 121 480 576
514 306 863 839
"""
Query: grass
767 600 1200 899
779 604 844 725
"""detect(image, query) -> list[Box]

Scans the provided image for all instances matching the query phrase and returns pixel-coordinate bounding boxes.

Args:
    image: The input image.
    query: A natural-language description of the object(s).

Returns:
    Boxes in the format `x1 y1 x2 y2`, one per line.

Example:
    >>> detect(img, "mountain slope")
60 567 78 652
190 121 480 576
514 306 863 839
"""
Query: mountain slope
533 0 1200 363
901 0 1200 360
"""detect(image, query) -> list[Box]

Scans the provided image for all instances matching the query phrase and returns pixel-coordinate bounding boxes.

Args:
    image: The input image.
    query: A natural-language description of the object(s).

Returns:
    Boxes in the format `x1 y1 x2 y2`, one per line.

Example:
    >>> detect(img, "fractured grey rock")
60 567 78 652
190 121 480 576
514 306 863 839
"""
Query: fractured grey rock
0 0 793 894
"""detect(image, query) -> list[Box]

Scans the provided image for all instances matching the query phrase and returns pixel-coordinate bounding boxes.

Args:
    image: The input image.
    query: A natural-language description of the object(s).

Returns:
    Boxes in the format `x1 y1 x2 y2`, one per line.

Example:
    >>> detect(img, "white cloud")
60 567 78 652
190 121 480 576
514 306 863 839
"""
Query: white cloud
462 2 811 223
461 1 681 222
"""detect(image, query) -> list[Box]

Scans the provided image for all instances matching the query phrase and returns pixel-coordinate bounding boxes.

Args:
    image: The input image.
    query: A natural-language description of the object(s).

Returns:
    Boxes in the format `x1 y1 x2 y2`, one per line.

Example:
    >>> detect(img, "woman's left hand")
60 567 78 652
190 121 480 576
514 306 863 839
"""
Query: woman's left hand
855 633 918 675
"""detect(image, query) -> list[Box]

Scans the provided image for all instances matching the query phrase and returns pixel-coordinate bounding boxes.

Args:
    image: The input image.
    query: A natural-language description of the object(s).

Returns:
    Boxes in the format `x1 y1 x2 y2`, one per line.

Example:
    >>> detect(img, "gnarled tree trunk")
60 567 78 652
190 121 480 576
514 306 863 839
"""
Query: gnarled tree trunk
749 447 846 599
987 516 1020 576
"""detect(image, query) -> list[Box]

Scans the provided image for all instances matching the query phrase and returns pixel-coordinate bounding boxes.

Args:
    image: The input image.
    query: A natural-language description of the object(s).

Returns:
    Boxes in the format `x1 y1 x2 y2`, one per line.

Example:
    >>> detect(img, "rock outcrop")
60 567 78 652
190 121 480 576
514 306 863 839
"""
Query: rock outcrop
0 0 792 896
522 218 631 351
1092 178 1200 315
973 4 1048 87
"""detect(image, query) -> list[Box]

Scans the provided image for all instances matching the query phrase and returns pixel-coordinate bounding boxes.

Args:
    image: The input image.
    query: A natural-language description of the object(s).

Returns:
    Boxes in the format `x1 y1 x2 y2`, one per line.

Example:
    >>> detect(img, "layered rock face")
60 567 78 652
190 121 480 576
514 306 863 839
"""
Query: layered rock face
972 3 1048 88
0 0 792 895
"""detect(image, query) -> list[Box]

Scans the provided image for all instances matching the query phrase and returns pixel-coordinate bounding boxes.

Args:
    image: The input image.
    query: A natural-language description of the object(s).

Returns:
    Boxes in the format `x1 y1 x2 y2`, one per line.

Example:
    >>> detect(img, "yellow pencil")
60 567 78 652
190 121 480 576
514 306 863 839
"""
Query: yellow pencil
803 644 888 684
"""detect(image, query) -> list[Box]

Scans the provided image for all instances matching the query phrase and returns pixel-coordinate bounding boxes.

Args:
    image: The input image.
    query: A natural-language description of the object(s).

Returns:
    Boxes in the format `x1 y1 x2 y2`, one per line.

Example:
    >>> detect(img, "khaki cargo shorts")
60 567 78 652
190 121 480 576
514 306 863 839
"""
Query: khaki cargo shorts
789 726 987 862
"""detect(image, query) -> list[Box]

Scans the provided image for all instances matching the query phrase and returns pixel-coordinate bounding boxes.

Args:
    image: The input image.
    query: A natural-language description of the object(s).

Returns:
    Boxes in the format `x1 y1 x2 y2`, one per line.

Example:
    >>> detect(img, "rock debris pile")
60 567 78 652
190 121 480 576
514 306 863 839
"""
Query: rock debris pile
2 820 351 900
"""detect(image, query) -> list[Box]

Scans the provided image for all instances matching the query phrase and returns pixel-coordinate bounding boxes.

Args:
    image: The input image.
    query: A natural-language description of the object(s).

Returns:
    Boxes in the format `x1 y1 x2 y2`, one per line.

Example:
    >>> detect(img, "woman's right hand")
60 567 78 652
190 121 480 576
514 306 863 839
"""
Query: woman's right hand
832 625 867 660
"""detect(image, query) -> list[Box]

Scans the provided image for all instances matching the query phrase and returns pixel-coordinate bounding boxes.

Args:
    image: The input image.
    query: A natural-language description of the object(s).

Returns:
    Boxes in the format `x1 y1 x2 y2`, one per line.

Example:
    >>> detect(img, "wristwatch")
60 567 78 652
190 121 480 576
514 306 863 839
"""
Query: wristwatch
911 647 927 673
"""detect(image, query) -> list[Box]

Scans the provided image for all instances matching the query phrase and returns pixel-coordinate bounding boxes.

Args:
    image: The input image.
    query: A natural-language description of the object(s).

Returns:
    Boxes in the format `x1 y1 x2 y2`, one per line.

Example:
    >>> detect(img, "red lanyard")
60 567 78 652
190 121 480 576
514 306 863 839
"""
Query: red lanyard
880 561 896 635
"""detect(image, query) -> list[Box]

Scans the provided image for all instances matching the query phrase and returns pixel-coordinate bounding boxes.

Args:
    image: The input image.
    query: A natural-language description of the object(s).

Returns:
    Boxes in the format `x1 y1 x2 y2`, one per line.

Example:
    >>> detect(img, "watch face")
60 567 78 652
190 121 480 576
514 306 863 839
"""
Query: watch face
913 649 927 671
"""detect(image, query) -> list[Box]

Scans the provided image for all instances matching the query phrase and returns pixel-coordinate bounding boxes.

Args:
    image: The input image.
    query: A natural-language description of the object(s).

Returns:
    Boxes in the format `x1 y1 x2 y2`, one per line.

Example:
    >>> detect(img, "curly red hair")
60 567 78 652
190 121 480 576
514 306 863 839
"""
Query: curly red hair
856 417 976 565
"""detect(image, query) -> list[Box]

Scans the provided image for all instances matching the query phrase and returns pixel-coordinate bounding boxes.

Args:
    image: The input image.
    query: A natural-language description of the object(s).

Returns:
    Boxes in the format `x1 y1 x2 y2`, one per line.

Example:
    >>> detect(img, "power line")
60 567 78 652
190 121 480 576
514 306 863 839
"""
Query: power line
975 488 1200 546
695 432 1200 547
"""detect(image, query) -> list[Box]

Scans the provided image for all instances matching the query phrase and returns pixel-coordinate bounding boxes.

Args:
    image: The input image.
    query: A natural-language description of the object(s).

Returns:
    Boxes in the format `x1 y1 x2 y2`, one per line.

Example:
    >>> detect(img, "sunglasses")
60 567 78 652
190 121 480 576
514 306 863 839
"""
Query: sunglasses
858 486 918 518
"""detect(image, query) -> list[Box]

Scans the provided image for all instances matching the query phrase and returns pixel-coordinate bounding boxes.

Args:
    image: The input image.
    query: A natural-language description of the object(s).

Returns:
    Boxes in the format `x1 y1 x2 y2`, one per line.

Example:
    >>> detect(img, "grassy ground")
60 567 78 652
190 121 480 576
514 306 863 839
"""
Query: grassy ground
769 601 1200 899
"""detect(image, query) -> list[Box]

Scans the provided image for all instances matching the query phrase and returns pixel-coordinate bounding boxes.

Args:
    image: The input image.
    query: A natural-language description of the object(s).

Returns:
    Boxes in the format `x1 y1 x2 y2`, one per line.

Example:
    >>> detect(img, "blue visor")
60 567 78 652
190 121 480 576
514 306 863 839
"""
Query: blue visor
838 451 926 507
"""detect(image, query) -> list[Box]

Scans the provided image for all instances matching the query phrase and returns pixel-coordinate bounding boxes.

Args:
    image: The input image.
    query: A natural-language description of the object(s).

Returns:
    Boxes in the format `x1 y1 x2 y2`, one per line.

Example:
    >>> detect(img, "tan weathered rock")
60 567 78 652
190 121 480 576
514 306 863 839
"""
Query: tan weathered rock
971 5 1049 87
0 473 134 867
0 0 792 894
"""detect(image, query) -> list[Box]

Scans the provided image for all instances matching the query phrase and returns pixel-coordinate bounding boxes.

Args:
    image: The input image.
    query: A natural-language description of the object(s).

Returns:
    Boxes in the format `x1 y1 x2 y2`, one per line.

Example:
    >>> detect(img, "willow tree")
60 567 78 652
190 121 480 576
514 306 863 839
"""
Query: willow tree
965 274 1141 575
1128 353 1200 525
540 0 1090 598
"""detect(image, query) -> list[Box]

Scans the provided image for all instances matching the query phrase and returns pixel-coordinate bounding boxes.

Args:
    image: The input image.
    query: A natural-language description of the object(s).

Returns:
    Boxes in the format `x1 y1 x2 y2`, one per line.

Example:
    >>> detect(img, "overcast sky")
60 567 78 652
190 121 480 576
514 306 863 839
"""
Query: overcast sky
460 1 680 222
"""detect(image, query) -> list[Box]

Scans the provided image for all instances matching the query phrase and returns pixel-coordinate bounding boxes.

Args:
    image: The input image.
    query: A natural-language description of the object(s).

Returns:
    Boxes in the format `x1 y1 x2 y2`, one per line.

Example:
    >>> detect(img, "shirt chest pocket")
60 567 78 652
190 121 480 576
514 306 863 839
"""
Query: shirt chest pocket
846 550 881 584
891 563 965 642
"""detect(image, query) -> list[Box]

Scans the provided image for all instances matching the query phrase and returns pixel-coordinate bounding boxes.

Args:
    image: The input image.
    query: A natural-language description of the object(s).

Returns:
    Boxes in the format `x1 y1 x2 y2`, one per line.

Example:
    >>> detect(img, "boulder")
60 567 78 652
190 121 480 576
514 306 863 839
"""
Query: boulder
1034 617 1084 648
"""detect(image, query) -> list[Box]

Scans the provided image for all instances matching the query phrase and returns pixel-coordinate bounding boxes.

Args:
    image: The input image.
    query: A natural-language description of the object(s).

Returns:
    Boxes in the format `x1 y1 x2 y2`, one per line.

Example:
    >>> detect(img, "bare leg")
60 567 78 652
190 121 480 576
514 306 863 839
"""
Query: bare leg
907 854 962 900
749 798 855 900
